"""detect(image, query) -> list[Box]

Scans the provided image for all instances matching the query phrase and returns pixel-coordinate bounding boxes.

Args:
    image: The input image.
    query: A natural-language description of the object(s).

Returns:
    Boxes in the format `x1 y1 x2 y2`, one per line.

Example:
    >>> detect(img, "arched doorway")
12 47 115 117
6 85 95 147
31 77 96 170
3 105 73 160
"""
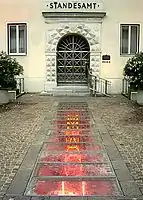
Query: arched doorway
57 33 90 85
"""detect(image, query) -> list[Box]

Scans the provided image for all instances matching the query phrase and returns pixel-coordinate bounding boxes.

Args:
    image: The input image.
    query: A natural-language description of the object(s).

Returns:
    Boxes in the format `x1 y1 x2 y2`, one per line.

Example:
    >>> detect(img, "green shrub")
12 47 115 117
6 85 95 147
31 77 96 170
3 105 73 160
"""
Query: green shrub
124 52 143 90
0 51 23 89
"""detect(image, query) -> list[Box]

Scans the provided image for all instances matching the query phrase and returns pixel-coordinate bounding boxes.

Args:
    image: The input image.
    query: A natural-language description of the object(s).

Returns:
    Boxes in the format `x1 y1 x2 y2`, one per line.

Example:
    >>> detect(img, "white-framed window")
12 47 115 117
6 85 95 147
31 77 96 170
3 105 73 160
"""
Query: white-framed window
7 23 27 55
120 24 140 55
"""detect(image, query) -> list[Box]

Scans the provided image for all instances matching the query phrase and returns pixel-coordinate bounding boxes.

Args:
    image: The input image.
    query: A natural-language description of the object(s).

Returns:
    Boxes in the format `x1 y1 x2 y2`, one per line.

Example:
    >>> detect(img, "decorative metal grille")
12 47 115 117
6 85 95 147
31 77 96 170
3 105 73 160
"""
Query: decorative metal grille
57 34 90 84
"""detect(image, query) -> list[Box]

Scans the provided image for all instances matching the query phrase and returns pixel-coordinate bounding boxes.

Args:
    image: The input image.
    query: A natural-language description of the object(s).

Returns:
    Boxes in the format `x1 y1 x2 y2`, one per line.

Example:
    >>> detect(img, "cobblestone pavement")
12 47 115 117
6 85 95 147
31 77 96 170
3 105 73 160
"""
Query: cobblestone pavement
0 94 55 196
0 94 143 198
89 95 143 192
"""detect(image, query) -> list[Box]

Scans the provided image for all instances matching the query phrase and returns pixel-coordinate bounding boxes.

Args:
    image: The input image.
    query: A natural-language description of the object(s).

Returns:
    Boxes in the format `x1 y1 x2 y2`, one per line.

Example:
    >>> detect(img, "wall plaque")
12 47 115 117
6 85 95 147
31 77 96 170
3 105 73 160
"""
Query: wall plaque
102 54 110 60
102 55 111 63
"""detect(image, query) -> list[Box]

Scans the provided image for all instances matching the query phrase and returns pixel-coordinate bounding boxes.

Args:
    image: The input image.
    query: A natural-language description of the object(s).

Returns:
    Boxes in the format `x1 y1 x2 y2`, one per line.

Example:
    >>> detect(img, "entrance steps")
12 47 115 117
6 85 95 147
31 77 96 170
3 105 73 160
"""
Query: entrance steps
41 85 90 96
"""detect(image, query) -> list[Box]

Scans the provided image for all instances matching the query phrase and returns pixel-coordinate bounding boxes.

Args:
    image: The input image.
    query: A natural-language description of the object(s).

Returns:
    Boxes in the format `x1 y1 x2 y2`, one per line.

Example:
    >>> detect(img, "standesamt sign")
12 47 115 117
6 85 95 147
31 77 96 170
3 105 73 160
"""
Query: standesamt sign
43 0 103 12
48 2 97 9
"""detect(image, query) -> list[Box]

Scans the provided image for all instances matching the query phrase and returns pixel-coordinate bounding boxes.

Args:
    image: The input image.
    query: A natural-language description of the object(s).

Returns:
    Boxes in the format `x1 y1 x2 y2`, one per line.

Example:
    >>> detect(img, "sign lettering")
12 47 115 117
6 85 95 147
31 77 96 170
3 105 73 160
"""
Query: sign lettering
47 2 99 10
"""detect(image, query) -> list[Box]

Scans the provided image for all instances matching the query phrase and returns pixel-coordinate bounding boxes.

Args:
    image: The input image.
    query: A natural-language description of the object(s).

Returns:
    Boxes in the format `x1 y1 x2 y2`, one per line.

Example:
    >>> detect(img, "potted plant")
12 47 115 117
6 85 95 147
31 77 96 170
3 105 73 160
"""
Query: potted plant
0 51 23 104
123 52 143 105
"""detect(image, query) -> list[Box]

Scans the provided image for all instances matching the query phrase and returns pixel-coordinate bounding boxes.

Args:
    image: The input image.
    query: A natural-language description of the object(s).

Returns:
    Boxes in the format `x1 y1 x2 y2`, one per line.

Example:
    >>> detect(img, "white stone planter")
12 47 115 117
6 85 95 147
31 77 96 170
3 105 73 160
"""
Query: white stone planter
8 90 16 102
136 90 143 105
130 91 137 101
0 90 10 105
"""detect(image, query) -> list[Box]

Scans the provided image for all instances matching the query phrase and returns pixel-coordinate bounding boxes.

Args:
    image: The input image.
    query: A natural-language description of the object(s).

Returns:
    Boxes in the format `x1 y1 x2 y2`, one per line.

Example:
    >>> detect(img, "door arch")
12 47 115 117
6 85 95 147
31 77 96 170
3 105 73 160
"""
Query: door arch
56 33 90 85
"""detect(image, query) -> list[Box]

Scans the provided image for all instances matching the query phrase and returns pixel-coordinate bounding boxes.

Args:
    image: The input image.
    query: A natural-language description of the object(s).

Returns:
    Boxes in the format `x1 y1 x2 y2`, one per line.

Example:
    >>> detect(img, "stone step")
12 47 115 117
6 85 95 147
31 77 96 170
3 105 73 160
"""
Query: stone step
53 93 90 96
53 86 89 92
41 87 110 97
53 86 90 96
53 89 89 93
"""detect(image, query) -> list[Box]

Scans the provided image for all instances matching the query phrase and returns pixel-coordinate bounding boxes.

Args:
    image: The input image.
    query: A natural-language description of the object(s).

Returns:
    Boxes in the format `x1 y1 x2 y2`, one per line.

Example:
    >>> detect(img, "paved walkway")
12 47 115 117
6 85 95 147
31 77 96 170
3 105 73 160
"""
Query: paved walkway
0 94 143 199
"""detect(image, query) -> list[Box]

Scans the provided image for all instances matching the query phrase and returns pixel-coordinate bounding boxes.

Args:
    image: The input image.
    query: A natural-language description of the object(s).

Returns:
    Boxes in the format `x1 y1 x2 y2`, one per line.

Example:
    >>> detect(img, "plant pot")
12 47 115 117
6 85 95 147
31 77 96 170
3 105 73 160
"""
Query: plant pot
8 90 16 102
136 90 143 105
0 90 10 105
130 91 137 101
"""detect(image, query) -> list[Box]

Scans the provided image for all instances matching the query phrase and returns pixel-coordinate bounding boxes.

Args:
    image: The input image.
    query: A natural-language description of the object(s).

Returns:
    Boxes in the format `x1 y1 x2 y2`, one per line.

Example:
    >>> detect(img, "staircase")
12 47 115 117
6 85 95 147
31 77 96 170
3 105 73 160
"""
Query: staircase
41 85 90 96
54 85 90 96
41 68 111 97
41 78 111 97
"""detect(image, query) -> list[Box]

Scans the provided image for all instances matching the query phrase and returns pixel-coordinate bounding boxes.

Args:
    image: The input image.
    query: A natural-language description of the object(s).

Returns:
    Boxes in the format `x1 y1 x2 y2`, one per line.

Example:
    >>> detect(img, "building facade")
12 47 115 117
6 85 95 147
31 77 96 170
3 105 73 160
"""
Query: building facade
0 0 142 93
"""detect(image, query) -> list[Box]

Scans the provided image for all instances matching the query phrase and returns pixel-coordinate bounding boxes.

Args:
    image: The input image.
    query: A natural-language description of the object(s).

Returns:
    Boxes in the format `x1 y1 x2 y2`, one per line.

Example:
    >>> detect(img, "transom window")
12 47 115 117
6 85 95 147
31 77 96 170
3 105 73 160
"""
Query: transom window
7 23 27 55
120 24 140 55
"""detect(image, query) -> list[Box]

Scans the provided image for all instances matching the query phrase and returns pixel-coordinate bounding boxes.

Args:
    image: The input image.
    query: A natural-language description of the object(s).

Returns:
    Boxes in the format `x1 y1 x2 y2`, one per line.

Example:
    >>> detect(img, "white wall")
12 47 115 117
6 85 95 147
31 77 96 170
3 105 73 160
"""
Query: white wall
0 0 143 93
100 0 143 93
0 0 46 92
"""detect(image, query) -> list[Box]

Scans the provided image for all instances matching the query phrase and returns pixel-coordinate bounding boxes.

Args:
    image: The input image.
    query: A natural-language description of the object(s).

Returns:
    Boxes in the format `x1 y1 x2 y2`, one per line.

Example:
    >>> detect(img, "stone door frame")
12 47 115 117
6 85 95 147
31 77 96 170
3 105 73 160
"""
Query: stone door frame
43 13 105 90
